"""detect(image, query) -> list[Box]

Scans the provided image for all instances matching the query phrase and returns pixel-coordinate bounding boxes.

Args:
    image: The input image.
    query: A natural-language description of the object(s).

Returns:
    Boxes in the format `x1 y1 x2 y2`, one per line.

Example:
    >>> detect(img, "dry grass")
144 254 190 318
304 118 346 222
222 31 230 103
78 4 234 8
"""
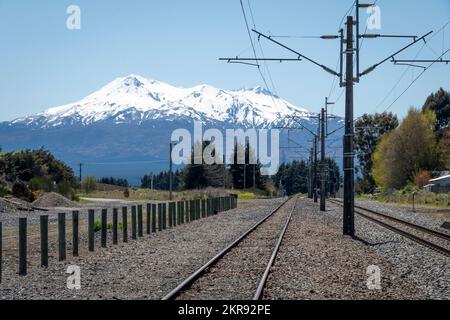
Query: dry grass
78 187 237 202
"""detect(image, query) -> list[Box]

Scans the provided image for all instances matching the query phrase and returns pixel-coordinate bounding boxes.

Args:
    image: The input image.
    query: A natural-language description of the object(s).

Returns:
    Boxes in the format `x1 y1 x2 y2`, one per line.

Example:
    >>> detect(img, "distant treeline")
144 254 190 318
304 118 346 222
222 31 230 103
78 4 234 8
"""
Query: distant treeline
98 177 129 188
141 170 182 191
140 141 268 191
273 159 341 196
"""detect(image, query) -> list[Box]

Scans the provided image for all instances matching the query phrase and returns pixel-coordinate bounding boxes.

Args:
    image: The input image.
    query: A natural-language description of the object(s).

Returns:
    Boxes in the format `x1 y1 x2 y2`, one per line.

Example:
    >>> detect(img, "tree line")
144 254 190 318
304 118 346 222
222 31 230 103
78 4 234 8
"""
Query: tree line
355 88 450 193
140 141 267 191
273 159 341 196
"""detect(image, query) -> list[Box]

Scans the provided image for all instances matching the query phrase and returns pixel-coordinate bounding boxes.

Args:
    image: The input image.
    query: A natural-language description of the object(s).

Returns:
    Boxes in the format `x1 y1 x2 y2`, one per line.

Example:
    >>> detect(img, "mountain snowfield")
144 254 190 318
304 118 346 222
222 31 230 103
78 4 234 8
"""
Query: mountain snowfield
11 74 313 128
1 74 344 184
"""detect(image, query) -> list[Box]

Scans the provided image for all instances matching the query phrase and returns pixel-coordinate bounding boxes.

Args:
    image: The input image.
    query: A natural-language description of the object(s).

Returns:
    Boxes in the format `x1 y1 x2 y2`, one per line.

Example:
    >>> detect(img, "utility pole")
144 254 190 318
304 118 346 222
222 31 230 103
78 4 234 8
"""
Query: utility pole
223 154 227 190
151 173 154 191
253 164 256 189
320 107 326 212
169 143 173 201
243 164 247 190
308 153 313 199
313 126 319 203
343 16 355 237
221 2 443 237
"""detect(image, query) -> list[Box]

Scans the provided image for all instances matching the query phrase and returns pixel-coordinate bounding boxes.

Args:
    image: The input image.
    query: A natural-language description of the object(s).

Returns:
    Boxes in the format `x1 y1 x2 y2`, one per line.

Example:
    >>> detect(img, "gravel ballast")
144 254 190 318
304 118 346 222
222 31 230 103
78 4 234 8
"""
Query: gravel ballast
0 198 285 300
265 198 425 300
177 198 294 300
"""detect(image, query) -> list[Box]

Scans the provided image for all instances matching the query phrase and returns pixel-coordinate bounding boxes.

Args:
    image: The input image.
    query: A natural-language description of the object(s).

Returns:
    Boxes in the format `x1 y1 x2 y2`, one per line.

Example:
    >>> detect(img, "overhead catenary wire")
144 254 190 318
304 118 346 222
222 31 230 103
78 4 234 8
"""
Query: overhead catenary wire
374 20 450 112
382 48 450 113
238 0 282 115
239 0 271 94
246 0 282 114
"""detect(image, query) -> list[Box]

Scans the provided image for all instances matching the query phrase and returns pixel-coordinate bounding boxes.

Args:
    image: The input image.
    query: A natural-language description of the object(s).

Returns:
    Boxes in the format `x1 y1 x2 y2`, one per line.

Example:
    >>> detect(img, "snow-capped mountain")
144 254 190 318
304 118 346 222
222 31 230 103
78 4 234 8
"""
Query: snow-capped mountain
0 74 343 184
11 74 313 129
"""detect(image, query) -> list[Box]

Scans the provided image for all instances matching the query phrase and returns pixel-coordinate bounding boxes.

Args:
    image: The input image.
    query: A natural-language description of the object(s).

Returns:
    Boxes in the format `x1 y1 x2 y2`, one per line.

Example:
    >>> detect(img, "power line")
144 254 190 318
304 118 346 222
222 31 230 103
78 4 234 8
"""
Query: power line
383 49 450 113
374 20 450 112
247 0 281 113
239 0 271 93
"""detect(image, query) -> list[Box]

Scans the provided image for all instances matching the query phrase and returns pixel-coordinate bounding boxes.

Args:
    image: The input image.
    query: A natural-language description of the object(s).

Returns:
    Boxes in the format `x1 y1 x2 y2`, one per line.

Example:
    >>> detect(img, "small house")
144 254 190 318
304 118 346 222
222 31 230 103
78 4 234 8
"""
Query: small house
425 175 450 193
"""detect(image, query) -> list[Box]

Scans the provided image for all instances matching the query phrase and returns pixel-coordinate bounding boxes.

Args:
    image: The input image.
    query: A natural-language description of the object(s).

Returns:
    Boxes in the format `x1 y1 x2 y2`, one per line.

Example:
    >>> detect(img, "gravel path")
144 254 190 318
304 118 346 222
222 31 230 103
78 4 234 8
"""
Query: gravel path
265 198 425 300
177 198 294 300
0 198 285 300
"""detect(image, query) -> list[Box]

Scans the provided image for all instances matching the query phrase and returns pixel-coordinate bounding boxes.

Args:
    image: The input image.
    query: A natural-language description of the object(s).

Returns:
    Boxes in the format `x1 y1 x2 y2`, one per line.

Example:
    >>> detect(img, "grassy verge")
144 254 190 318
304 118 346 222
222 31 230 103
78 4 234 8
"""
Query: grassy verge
77 186 277 202
359 190 450 209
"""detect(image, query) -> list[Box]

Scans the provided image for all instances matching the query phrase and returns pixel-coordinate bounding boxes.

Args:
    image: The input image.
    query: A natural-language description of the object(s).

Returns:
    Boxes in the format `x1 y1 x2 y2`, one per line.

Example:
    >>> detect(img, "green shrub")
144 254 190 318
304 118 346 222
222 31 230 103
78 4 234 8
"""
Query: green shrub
81 176 97 194
57 180 75 199
12 181 35 202
94 220 114 232
94 221 102 232
0 186 11 197
239 192 255 199
29 176 54 192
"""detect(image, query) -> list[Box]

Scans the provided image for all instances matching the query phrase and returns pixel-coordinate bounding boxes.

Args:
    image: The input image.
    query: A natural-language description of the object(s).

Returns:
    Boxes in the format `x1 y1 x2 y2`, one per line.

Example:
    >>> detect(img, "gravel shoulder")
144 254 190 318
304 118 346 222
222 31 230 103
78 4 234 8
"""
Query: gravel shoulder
0 198 284 300
355 198 450 235
265 198 425 300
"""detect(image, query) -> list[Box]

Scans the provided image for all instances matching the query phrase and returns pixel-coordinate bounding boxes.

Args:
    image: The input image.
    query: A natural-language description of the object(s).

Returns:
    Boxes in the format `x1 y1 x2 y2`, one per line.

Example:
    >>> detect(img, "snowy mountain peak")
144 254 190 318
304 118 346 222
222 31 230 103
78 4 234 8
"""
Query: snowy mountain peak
11 74 314 128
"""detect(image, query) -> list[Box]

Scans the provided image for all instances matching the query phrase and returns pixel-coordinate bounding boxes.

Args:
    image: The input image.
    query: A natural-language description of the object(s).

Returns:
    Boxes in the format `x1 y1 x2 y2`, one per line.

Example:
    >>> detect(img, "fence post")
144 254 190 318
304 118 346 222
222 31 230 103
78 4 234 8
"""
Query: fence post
158 203 163 231
162 203 167 230
190 200 195 221
168 203 173 228
101 209 107 248
113 208 118 245
40 215 48 268
58 212 66 261
181 201 185 224
122 207 128 243
195 199 200 220
88 210 95 252
177 201 182 225
131 206 137 240
151 204 157 233
215 198 219 215
201 199 206 218
184 201 189 223
72 211 79 257
0 222 2 283
19 217 27 276
138 205 143 237
172 202 177 227
146 204 151 235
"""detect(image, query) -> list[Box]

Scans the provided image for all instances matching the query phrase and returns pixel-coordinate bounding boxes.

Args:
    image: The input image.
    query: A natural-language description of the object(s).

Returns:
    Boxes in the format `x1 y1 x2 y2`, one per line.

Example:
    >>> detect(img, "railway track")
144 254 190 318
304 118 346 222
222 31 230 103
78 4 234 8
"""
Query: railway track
329 199 450 258
162 197 296 300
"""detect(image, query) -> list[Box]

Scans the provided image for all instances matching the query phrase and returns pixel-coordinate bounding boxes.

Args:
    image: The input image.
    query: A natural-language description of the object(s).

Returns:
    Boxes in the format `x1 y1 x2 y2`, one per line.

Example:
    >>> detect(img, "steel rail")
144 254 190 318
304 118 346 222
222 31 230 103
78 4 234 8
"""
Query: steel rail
253 198 297 300
329 199 450 258
330 199 450 242
161 197 291 300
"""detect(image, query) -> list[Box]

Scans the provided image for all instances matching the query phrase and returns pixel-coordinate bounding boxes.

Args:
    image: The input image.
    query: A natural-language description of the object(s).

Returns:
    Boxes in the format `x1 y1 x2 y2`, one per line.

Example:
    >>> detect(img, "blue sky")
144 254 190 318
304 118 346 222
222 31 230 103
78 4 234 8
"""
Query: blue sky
0 0 449 121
